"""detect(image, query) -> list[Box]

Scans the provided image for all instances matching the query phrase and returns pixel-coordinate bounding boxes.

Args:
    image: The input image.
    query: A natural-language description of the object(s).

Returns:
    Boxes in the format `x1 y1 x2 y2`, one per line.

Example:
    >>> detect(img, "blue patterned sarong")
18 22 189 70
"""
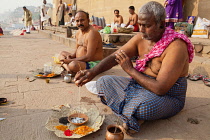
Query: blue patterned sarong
96 75 187 132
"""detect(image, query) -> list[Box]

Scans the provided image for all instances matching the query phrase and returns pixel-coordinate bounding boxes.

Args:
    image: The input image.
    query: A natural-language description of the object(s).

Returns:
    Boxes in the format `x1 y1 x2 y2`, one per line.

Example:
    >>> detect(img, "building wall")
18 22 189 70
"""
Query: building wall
77 0 165 24
51 0 210 26
184 0 210 20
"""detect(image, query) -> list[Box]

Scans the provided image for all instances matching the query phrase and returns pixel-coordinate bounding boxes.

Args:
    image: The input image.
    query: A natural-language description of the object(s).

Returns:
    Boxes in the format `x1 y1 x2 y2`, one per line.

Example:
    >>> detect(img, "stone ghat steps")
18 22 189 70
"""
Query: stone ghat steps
39 27 210 76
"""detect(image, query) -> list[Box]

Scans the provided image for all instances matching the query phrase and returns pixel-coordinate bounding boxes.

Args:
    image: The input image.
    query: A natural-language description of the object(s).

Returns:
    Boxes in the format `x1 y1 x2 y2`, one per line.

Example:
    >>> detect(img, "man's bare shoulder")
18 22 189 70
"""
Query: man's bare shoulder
88 26 101 39
164 39 189 57
132 33 143 41
167 39 188 50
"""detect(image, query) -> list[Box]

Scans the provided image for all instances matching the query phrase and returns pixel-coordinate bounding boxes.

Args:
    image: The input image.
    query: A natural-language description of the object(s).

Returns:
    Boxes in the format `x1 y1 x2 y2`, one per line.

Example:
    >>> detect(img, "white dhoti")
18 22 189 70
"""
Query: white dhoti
41 15 50 22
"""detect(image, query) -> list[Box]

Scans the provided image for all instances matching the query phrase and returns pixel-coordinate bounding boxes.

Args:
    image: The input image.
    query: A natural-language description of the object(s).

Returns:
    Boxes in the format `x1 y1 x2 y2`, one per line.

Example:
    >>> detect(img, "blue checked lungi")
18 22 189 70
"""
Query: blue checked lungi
96 75 187 132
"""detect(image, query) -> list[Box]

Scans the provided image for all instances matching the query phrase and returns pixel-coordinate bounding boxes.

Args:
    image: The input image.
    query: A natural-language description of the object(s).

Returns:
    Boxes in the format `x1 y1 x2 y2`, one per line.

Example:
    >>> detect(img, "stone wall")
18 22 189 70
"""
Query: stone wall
76 0 165 24
51 0 210 26
183 0 210 21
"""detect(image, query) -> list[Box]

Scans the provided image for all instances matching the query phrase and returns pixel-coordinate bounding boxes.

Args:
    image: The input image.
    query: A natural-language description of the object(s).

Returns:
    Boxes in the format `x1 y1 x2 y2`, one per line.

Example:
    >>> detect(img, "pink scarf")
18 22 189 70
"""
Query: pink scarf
135 28 194 72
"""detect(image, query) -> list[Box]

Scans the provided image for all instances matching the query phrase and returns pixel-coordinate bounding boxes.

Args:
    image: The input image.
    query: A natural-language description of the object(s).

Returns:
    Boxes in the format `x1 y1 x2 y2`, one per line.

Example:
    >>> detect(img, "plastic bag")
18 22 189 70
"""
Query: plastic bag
103 26 111 34
85 81 98 95
191 17 208 38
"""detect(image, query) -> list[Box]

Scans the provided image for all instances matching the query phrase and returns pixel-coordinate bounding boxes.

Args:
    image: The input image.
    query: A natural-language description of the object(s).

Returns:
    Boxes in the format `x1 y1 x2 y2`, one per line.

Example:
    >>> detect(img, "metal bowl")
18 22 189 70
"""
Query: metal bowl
68 113 88 126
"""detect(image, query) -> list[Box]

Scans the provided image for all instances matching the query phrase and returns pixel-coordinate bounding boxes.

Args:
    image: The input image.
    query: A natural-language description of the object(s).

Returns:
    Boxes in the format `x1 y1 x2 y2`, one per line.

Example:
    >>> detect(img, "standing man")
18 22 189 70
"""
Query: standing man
56 0 65 26
125 6 139 32
114 9 123 26
40 0 52 30
164 0 183 29
22 6 32 34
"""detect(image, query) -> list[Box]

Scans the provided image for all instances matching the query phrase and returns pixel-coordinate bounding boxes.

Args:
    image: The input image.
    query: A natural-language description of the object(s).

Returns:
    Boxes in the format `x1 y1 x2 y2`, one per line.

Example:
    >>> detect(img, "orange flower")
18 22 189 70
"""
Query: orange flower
73 125 94 135
55 125 68 131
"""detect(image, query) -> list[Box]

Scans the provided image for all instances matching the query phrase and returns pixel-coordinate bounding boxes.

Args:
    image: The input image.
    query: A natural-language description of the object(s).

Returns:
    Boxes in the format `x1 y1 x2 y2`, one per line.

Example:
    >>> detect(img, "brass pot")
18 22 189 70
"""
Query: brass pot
106 124 124 140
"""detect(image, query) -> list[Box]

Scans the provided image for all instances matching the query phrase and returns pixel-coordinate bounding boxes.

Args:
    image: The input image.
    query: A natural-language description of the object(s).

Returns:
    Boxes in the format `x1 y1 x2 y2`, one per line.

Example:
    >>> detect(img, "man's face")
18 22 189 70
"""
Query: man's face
75 12 90 31
129 9 134 14
43 0 47 4
114 11 119 17
23 8 26 11
59 0 62 4
138 13 163 41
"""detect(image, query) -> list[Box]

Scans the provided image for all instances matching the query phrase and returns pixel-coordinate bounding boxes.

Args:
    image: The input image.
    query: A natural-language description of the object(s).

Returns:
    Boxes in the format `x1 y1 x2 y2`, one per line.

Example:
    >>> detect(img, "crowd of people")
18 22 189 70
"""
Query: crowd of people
20 0 186 33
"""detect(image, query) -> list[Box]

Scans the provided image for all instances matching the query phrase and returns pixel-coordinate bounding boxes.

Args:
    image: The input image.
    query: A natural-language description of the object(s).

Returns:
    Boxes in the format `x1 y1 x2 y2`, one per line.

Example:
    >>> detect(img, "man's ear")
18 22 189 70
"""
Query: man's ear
159 21 165 29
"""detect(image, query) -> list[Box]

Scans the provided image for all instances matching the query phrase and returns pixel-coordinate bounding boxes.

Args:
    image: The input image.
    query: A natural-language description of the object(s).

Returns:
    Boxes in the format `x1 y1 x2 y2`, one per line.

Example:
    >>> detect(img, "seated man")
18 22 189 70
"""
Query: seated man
59 10 103 75
114 9 123 25
74 1 194 135
125 6 139 32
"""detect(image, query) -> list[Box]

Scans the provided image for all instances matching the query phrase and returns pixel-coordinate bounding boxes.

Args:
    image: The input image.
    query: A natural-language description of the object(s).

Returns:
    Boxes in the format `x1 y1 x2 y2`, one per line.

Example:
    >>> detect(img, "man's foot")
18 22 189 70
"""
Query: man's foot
26 32 30 34
118 123 137 136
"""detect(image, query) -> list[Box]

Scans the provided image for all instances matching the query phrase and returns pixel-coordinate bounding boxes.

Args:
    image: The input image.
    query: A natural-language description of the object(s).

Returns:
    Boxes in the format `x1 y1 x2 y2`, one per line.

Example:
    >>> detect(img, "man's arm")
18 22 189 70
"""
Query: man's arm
114 17 117 24
119 16 124 25
74 34 140 86
133 14 138 25
118 39 189 95
125 16 131 27
42 8 45 17
56 5 60 15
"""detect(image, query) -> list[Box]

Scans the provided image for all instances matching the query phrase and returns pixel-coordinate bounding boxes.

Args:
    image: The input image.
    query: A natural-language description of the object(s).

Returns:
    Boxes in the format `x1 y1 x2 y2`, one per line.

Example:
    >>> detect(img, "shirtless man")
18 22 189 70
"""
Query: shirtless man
59 10 103 75
75 2 194 135
125 6 139 32
114 9 123 25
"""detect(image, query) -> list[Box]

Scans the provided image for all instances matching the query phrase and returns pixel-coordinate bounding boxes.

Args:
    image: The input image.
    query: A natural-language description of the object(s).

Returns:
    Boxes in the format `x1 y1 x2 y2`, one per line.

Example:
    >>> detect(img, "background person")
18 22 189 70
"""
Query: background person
56 0 66 26
40 0 52 30
22 6 32 34
125 6 139 32
114 9 123 26
164 0 183 29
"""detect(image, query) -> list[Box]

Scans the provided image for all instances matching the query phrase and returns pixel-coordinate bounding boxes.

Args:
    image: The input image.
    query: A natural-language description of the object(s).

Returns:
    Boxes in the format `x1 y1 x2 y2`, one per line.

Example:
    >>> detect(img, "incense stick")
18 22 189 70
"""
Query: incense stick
114 116 120 133
78 86 81 118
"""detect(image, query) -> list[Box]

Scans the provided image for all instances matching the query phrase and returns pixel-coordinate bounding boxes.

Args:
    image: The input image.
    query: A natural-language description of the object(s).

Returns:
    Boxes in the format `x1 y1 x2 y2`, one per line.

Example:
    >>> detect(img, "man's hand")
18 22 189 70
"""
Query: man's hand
115 50 134 73
60 58 72 64
74 70 96 86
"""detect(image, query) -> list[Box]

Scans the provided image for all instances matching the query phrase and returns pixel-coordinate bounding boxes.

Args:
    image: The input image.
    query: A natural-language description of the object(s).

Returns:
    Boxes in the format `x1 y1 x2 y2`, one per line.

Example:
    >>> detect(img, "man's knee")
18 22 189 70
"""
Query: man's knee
97 75 114 84
68 61 80 72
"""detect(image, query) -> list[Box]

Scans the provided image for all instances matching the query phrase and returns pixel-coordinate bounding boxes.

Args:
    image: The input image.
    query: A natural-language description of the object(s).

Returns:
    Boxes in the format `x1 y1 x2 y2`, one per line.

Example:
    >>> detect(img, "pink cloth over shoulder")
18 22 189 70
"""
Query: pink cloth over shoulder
135 27 194 72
